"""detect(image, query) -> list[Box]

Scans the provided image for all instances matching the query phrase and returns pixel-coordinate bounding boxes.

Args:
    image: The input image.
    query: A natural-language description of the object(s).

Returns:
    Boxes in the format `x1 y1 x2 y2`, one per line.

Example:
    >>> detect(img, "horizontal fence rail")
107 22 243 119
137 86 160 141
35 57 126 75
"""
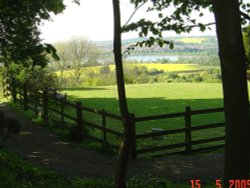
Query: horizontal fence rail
11 80 227 158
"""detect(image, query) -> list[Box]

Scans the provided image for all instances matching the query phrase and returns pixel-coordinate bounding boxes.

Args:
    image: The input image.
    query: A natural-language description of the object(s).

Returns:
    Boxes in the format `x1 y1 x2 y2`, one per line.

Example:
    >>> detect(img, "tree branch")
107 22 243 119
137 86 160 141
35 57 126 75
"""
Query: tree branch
240 11 250 21
185 22 215 29
123 1 147 27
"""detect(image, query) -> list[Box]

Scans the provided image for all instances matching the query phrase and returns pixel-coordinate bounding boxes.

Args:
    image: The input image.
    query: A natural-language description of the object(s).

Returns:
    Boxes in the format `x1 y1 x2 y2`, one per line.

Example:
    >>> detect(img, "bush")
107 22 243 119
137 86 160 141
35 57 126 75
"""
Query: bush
0 113 21 148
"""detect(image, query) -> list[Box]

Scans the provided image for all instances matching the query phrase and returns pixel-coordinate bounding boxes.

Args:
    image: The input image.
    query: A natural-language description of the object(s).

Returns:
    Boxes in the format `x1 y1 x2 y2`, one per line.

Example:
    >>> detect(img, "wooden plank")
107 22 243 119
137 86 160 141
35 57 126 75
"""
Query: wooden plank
62 112 77 122
48 107 61 114
136 128 186 139
130 113 136 159
135 112 185 122
83 120 123 137
102 111 122 120
48 107 77 121
190 107 224 115
81 106 100 113
191 122 225 131
102 110 107 145
185 106 192 153
190 144 225 153
191 136 225 145
64 100 77 108
136 143 186 154
81 106 122 120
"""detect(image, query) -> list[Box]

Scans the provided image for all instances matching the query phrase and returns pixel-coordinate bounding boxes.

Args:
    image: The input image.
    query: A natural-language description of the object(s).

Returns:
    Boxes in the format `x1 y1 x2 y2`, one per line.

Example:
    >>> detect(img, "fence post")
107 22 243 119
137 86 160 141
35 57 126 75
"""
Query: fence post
102 110 107 145
185 106 192 154
23 84 28 111
61 97 65 122
11 78 17 103
42 87 48 120
129 113 137 159
76 102 83 142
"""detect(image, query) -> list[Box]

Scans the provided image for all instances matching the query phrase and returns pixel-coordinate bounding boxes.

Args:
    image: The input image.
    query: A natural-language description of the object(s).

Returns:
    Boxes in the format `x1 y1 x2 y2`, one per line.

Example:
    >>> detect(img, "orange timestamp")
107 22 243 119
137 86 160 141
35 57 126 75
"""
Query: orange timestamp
190 179 250 188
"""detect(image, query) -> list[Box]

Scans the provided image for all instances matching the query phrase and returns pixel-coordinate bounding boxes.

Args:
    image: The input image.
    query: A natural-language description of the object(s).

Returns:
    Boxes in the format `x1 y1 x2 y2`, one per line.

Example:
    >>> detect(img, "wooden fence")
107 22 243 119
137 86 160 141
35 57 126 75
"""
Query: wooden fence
11 82 226 159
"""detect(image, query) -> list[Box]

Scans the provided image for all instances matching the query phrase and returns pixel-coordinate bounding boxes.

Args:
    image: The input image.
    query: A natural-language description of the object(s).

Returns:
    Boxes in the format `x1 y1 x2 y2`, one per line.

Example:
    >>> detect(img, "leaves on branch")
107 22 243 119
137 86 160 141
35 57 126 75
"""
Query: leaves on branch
0 0 65 67
124 37 174 55
124 0 221 51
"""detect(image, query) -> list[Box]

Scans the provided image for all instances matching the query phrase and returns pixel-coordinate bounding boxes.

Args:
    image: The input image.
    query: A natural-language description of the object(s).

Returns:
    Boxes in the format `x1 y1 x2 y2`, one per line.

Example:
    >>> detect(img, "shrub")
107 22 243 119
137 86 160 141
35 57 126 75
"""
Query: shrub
0 113 21 148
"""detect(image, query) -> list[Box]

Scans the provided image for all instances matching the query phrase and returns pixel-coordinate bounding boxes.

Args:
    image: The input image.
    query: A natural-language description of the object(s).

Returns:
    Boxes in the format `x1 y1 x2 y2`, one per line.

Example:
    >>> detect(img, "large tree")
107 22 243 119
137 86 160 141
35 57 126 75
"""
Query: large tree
212 0 250 184
125 0 250 186
0 0 67 68
113 0 133 188
243 25 250 65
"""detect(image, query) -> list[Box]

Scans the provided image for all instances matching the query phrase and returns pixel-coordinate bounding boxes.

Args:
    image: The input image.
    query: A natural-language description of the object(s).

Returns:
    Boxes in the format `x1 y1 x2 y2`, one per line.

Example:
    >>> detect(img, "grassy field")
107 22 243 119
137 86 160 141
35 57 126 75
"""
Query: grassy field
64 83 223 115
59 83 225 155
2 82 226 156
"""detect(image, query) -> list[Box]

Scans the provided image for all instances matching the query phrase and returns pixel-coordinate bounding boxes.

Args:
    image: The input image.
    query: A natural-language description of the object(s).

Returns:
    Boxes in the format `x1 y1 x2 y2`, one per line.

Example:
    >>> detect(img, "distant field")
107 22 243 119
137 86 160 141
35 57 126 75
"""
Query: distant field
56 63 212 77
126 63 201 72
176 37 206 44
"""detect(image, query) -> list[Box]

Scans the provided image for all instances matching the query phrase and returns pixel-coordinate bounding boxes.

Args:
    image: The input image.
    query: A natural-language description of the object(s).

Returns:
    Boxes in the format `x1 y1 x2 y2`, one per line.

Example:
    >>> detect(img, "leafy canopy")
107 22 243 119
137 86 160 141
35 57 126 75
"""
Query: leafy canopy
0 0 67 68
124 0 250 49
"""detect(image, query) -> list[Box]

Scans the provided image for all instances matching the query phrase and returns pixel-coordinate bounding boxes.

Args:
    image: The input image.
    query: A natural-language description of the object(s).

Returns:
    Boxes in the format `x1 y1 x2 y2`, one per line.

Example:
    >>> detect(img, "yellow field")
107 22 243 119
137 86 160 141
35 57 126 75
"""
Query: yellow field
176 37 206 44
135 63 200 72
55 63 200 77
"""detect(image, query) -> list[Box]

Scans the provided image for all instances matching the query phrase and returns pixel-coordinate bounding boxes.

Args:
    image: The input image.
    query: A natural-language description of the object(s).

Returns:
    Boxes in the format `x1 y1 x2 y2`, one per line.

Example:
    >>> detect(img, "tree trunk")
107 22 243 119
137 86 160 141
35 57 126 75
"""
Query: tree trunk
112 0 132 188
212 0 250 186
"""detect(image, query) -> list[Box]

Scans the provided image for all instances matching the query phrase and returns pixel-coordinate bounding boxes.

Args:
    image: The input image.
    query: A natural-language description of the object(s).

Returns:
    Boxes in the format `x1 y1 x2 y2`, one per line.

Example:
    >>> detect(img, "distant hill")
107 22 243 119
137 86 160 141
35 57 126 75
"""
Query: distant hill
95 35 217 55
94 36 219 65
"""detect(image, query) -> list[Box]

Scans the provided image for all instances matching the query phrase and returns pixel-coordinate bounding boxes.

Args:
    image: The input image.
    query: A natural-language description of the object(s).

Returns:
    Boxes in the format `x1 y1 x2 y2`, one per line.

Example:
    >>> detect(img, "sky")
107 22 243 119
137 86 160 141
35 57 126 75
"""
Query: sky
40 0 216 43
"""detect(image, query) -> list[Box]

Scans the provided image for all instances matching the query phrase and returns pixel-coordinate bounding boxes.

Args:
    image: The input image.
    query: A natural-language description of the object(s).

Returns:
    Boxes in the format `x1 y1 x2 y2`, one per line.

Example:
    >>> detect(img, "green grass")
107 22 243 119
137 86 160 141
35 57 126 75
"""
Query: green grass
4 83 226 156
64 83 223 115
61 83 225 155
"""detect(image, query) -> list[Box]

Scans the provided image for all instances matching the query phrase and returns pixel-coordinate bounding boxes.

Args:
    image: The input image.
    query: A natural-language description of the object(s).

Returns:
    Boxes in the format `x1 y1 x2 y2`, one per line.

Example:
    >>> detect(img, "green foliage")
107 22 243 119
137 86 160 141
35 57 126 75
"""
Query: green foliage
0 0 66 68
0 0 75 97
3 64 58 91
51 38 105 87
57 63 221 87
243 25 250 64
58 83 224 157
124 1 249 54
123 0 213 50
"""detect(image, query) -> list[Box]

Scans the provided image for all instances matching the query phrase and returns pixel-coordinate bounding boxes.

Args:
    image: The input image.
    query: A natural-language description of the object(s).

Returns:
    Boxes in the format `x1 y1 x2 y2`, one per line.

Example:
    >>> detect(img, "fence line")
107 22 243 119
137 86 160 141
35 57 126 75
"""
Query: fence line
11 82 226 158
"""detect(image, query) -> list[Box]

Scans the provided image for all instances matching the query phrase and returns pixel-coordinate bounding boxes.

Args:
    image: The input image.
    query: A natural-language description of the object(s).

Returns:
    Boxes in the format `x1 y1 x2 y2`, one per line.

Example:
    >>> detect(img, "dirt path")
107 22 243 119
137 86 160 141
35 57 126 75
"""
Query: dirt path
1 103 224 183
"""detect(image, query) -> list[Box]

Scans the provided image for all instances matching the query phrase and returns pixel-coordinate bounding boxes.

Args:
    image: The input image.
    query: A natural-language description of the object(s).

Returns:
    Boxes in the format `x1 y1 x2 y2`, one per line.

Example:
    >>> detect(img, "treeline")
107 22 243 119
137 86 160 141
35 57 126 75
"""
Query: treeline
125 54 220 66
99 36 219 65
57 64 221 88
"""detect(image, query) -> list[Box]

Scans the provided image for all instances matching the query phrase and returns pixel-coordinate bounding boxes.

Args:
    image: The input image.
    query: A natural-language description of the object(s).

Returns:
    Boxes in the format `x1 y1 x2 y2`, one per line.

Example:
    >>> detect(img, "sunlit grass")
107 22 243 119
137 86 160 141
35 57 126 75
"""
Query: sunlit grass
62 83 225 155
64 83 224 115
